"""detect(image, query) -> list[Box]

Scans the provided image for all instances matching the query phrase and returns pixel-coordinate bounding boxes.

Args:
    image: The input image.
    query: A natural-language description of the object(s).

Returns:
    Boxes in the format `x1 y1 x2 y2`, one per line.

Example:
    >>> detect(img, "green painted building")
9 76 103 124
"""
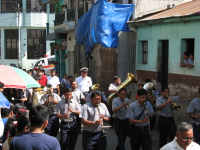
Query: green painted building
129 0 200 96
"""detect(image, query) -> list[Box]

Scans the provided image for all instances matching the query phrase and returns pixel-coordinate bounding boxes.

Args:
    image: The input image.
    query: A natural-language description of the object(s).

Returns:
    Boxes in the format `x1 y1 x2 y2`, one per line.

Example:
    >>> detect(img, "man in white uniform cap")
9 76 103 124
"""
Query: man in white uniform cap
75 67 92 96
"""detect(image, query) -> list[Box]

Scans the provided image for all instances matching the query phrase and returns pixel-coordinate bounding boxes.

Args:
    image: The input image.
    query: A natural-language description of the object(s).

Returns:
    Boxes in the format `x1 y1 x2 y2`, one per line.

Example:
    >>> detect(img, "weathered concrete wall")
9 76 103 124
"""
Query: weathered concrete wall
117 31 136 81
90 45 118 91
74 44 118 91
136 70 200 98
66 30 76 76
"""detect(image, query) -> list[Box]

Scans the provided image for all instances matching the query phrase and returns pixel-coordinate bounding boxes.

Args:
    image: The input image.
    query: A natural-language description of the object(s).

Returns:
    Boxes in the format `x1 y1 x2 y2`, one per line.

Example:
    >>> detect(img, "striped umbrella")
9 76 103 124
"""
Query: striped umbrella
0 65 40 89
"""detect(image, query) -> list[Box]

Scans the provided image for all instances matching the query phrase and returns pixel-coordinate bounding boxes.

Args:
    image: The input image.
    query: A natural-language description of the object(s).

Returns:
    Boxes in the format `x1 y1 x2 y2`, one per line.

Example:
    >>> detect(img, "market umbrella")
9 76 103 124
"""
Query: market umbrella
0 65 40 89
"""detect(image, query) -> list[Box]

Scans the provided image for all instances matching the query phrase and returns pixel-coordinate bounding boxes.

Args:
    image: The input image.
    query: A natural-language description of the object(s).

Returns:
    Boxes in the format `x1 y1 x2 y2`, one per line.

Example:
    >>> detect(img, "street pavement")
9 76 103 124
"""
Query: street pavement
73 128 159 150
74 128 132 150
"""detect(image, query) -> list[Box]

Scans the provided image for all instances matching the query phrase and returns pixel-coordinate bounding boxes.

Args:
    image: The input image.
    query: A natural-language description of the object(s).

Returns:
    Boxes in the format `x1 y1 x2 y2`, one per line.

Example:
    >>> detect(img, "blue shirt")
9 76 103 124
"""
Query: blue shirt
127 101 154 127
187 97 200 125
61 79 71 88
10 133 61 150
156 96 173 117
2 118 8 126
112 97 132 120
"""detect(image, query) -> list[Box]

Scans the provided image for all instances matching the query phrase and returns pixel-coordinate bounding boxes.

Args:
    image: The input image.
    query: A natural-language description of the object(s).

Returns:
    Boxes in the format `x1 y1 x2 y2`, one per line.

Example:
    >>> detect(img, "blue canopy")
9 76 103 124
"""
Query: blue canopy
75 0 134 54
0 92 10 108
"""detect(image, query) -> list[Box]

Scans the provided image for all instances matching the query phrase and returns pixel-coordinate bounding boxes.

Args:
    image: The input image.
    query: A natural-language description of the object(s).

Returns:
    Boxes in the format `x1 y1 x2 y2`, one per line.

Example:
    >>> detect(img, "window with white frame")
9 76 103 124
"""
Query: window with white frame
138 40 148 64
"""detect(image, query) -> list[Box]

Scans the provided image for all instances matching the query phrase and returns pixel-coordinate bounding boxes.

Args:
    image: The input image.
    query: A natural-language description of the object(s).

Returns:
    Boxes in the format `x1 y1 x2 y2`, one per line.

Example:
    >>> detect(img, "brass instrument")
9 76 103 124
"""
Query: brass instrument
171 102 181 111
91 83 100 91
107 73 137 103
32 88 47 106
166 95 182 111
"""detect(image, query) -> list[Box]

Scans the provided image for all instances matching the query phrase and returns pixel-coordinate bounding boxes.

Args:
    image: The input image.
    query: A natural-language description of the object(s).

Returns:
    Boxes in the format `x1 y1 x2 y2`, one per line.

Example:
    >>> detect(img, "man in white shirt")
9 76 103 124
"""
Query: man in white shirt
75 67 92 96
108 76 121 94
47 70 60 95
81 91 110 150
161 122 200 150
56 88 81 150
71 81 85 104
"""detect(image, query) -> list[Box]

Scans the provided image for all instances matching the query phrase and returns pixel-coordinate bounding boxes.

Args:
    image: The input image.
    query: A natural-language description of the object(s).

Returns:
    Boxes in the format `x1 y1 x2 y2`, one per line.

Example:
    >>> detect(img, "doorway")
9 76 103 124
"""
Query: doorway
157 40 169 90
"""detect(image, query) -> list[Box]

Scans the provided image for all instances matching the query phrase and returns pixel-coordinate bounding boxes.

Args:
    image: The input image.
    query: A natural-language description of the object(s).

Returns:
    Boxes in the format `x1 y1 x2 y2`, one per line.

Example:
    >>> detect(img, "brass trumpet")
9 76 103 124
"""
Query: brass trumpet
107 73 137 103
167 95 182 111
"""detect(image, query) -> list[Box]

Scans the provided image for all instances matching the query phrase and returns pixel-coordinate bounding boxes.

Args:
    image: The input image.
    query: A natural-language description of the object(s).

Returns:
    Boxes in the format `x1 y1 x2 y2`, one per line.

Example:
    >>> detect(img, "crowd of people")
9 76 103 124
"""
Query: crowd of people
0 67 200 150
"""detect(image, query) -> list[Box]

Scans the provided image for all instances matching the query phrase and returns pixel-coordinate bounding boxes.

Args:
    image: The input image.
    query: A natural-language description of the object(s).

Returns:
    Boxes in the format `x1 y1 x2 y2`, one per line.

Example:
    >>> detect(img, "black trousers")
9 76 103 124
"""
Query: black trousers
45 114 59 137
192 123 200 145
60 122 79 150
60 131 79 150
113 118 129 150
82 131 106 150
158 116 176 148
130 125 152 150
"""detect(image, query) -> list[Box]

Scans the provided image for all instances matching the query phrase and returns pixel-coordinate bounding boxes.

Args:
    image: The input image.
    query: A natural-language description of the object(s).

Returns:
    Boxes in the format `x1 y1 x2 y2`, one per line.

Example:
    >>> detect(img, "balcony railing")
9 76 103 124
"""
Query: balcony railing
55 7 85 26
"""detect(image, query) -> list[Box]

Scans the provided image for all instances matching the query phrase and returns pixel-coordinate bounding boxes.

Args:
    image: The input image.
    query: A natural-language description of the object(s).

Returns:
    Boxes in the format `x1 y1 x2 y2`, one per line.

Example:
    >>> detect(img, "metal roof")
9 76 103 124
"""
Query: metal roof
138 0 200 22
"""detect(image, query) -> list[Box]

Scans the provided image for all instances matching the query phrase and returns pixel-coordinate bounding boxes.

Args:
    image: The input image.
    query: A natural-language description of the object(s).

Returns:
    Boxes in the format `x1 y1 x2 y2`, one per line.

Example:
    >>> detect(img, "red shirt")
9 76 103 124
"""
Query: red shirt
38 75 47 87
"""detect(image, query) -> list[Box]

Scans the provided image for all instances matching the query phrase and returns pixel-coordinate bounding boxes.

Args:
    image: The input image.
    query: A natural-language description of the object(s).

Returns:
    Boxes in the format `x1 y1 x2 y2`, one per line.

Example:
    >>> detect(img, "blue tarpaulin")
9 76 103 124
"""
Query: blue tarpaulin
75 0 134 54
0 92 10 108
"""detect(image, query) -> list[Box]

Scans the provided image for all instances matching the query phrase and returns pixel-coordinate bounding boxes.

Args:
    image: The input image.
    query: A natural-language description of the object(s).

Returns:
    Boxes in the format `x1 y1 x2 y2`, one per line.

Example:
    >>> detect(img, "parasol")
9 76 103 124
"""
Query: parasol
0 65 40 89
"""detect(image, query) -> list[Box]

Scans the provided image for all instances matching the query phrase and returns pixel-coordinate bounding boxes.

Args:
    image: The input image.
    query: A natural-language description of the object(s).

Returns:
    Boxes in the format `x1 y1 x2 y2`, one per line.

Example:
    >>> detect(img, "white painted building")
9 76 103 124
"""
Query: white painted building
0 0 55 69
135 0 192 18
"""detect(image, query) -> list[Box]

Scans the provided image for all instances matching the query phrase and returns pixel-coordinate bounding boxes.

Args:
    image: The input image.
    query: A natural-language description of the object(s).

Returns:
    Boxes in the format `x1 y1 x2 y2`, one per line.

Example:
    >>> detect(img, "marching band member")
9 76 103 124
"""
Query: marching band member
127 89 154 150
156 88 177 148
56 88 81 150
112 88 131 150
85 84 107 104
187 89 200 144
40 84 61 137
75 67 92 96
81 91 110 150
71 81 85 104
108 76 121 94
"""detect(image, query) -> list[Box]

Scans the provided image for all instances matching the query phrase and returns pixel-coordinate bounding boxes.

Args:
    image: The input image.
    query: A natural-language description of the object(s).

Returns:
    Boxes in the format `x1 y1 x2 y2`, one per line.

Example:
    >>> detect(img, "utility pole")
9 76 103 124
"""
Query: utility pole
17 0 21 68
